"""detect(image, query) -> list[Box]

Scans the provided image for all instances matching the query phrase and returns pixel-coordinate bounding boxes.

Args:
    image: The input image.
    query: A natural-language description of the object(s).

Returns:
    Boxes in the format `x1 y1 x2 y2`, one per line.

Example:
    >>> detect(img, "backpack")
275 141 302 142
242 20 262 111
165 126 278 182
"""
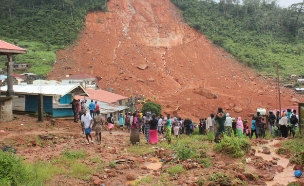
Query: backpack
290 114 298 125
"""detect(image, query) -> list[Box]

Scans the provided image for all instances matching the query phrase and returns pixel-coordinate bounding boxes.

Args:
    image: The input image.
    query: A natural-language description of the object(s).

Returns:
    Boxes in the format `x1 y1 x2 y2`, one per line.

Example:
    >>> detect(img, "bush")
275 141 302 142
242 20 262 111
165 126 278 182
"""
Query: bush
142 102 162 116
62 149 86 159
167 165 185 176
208 172 233 185
214 134 251 158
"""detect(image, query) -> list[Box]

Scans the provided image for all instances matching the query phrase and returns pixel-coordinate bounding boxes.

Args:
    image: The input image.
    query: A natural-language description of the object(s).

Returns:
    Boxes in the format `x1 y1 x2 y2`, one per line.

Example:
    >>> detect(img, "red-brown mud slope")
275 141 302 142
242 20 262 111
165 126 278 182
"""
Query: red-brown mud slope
48 0 303 119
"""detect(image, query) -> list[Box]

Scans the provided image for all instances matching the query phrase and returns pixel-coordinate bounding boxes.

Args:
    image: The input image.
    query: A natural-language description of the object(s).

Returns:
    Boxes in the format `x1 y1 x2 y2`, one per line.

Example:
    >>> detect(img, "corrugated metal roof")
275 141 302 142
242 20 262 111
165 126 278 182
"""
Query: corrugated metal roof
84 88 128 103
0 84 89 96
0 40 27 54
63 74 95 80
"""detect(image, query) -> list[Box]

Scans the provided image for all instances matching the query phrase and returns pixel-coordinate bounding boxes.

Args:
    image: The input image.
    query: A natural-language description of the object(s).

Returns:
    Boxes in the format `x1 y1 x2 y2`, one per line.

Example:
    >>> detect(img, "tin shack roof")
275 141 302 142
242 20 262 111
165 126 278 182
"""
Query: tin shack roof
0 84 89 96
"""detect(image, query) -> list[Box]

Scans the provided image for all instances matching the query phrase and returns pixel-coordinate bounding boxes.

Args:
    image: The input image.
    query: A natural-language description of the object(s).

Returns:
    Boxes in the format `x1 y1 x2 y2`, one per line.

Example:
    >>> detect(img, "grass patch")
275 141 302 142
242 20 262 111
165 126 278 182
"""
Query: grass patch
208 172 233 185
167 164 185 176
214 134 251 158
109 161 116 169
135 175 153 186
0 151 58 185
127 144 155 156
198 158 212 168
61 149 86 159
278 137 304 165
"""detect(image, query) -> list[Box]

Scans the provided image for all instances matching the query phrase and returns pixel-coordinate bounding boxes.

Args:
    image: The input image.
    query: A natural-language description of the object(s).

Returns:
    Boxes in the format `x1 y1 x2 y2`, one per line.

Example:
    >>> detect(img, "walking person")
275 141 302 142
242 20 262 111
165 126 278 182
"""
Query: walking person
158 115 163 134
268 111 276 136
251 117 257 139
89 100 96 119
215 108 226 143
236 117 244 137
94 101 99 116
290 110 299 138
130 113 140 145
206 114 215 143
173 117 180 138
81 111 93 145
75 99 81 122
144 112 152 143
149 114 158 144
93 110 103 145
118 113 124 129
107 113 114 134
165 114 172 144
70 99 77 123
255 112 263 138
279 113 288 138
225 113 233 136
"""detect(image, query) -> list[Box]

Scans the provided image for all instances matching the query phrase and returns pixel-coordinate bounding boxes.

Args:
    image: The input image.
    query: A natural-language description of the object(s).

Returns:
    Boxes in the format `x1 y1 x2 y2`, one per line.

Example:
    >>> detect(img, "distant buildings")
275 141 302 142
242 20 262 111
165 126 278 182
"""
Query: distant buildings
61 74 99 89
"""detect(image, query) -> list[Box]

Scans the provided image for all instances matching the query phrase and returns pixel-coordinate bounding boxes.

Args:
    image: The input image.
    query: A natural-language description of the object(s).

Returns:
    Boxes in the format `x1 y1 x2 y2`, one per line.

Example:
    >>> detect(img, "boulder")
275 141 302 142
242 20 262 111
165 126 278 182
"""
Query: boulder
137 64 148 70
276 165 284 173
234 107 243 113
193 88 217 99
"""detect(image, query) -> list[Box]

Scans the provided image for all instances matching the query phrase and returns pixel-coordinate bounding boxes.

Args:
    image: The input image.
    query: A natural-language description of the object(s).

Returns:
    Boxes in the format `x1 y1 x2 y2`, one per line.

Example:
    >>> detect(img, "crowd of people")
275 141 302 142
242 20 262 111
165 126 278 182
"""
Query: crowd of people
70 99 300 145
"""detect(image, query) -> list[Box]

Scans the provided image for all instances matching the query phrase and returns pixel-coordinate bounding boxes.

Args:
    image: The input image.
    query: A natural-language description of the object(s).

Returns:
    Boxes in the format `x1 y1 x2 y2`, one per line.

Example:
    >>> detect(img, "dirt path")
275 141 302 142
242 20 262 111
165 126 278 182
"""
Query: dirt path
253 140 297 185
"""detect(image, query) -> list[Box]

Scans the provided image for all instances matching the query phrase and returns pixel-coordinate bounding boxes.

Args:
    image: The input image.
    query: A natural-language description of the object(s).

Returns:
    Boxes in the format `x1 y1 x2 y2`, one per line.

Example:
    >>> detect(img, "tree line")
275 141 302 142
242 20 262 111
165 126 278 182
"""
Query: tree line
171 0 304 76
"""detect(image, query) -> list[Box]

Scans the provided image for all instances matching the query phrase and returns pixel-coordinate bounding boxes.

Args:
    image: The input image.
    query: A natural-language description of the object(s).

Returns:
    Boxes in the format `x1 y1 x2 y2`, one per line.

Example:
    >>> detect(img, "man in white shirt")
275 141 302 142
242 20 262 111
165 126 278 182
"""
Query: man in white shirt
81 111 93 144
158 115 163 134
224 113 233 136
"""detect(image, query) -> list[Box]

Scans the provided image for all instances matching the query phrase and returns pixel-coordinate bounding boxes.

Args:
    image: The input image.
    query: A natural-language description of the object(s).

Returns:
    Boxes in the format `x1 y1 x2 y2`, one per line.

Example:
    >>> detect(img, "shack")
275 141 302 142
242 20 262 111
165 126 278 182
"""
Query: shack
0 84 89 117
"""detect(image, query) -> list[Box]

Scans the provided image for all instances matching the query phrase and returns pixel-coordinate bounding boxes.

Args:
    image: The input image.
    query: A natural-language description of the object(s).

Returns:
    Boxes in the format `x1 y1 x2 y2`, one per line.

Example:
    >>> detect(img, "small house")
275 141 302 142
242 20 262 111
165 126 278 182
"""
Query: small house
0 84 89 117
84 88 128 106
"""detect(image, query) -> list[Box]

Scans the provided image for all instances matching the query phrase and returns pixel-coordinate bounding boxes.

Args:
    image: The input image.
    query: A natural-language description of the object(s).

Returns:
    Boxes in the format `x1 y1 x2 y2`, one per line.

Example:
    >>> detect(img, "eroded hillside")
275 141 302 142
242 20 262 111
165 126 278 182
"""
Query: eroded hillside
48 0 303 119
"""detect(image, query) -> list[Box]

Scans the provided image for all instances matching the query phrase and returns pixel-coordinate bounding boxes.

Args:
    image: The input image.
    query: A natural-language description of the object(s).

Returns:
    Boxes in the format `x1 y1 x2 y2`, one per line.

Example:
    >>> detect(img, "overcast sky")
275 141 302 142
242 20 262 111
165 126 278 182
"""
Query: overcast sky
278 0 303 7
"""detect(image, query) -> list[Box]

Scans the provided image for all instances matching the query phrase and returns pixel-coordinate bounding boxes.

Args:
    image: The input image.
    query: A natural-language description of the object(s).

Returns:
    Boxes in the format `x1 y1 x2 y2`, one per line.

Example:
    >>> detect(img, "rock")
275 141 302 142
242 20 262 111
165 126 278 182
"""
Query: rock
276 165 284 173
137 64 148 70
148 78 154 82
30 140 37 147
263 174 274 181
293 165 303 171
124 77 129 80
193 88 217 99
186 98 190 101
229 103 236 107
234 107 243 113
235 173 246 181
258 90 264 95
262 147 271 154
270 160 277 165
126 173 137 181
137 78 144 82
243 172 257 180
93 178 103 185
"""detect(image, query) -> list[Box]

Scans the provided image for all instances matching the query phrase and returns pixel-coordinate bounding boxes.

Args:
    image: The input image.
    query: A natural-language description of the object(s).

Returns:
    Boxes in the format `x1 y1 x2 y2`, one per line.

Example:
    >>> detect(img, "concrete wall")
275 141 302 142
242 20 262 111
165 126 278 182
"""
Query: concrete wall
0 99 13 121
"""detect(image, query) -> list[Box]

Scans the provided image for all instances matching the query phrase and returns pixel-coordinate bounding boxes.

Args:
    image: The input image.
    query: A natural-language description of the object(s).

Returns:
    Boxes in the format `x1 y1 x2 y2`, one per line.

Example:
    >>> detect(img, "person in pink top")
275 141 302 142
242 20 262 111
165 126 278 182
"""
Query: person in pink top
236 117 244 137
94 101 100 116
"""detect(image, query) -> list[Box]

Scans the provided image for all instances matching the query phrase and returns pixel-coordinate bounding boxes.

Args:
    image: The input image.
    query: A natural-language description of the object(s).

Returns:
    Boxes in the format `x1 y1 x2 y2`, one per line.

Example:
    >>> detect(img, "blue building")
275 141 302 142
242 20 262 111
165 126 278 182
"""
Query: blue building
0 84 89 118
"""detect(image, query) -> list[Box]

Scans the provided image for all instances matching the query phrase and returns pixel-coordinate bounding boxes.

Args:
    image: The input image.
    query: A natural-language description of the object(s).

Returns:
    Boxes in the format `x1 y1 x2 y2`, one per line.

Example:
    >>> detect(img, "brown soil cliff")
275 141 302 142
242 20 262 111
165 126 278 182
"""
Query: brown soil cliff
48 0 303 120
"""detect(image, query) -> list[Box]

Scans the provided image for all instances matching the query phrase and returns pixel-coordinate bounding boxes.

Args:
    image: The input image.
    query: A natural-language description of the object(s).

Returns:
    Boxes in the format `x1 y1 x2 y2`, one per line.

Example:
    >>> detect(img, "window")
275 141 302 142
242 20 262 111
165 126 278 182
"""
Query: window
119 100 122 105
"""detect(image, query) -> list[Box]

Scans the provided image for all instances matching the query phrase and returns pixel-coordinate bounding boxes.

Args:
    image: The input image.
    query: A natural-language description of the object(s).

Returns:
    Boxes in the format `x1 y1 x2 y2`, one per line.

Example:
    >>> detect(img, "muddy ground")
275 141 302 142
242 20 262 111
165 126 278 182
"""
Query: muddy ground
47 0 304 121
1 114 304 186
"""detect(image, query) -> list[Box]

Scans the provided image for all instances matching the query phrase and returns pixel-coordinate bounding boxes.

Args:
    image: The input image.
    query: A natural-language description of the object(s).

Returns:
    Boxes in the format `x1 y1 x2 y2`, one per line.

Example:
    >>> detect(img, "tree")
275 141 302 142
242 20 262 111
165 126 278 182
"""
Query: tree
142 102 162 116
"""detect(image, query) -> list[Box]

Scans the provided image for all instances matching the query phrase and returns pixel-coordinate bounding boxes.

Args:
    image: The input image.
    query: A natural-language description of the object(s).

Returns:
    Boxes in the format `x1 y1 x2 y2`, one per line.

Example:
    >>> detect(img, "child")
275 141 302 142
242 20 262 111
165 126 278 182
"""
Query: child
245 126 250 137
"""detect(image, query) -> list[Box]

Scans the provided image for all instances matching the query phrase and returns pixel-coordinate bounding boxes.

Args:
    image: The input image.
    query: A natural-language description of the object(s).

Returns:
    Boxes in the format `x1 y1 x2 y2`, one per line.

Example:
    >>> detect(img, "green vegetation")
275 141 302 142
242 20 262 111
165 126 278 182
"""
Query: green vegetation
171 0 304 76
0 0 108 76
214 134 251 158
167 164 185 176
0 151 58 185
61 149 86 159
135 175 153 186
208 172 233 185
142 102 162 116
277 137 304 165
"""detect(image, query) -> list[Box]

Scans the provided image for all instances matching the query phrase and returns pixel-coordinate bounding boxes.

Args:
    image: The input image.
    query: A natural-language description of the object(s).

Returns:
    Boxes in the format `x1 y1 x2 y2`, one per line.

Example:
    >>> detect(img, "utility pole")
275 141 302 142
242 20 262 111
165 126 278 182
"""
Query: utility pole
276 62 281 116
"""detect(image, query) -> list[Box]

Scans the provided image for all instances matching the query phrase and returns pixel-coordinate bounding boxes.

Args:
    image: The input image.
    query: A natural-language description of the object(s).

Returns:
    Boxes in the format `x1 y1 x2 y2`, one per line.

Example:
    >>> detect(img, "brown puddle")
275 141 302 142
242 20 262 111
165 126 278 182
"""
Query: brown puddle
253 140 297 186
144 157 162 170
126 157 162 185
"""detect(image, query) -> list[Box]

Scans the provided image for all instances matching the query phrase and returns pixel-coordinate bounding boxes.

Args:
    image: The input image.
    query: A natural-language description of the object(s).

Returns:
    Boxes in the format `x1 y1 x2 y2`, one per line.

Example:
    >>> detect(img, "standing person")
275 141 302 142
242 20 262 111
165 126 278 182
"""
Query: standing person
94 101 99 116
130 113 140 145
255 112 263 138
173 118 180 138
268 111 276 136
251 117 257 139
118 113 124 129
279 113 288 138
232 118 237 135
290 110 299 138
107 113 114 134
189 119 194 135
261 118 266 138
144 112 152 143
184 118 191 135
158 115 163 134
276 110 281 137
206 114 215 143
149 114 158 144
142 113 147 134
81 111 93 145
93 110 103 145
215 107 226 143
225 113 233 136
236 117 244 137
180 118 185 134
165 114 172 144
70 99 77 123
199 119 204 135
75 99 81 122
89 100 96 119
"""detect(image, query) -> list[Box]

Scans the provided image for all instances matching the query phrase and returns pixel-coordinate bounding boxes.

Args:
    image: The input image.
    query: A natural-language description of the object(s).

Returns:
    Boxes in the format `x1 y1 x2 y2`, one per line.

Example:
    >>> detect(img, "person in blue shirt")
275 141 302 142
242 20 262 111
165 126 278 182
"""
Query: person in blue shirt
89 100 96 119
251 116 257 139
